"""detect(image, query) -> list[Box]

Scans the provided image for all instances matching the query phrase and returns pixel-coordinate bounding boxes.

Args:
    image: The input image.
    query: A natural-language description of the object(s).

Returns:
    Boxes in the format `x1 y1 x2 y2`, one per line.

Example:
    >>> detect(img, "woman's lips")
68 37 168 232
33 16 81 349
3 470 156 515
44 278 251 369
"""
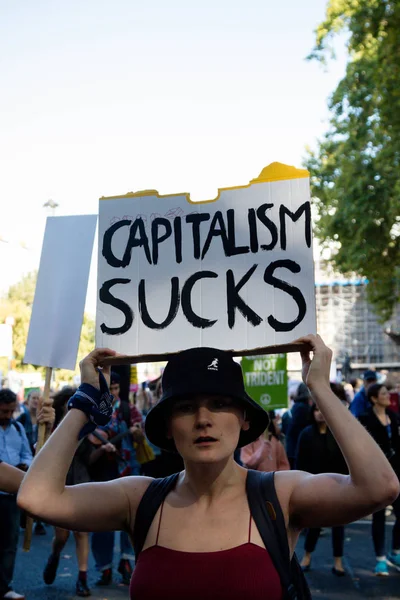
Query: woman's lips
194 437 218 445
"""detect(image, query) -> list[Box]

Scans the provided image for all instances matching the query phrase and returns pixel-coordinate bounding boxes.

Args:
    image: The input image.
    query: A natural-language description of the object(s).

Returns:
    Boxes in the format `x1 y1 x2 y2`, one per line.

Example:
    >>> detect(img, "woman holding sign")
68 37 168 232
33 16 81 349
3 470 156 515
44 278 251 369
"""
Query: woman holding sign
18 336 399 599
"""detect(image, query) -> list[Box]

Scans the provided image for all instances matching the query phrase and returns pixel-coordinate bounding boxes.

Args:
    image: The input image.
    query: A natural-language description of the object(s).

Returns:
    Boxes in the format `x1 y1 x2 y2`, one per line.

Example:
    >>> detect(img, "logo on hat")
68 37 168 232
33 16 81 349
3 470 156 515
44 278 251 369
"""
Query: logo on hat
208 358 219 371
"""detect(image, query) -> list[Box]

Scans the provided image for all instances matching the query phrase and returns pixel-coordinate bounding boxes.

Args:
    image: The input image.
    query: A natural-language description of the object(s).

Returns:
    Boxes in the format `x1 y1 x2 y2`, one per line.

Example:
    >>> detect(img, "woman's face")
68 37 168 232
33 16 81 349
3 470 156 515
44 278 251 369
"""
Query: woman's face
168 394 249 464
28 392 40 411
373 386 391 408
314 408 326 424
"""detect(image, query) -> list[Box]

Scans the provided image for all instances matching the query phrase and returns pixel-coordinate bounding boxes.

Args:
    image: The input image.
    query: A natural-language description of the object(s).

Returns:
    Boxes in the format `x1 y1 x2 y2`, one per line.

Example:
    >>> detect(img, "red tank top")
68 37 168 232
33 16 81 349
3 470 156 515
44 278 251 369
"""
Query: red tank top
130 500 283 600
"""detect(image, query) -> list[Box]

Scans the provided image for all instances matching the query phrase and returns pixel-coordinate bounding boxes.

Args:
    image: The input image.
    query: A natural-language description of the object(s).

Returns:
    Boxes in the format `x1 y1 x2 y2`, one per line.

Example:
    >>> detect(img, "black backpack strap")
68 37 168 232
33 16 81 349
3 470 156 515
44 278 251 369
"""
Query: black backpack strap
12 420 23 437
133 472 180 557
246 470 297 599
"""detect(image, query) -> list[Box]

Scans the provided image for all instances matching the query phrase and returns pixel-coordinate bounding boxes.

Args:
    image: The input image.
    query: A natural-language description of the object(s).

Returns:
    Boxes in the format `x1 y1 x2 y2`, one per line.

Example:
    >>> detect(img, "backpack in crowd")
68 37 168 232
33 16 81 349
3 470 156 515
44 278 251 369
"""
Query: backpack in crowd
133 469 311 600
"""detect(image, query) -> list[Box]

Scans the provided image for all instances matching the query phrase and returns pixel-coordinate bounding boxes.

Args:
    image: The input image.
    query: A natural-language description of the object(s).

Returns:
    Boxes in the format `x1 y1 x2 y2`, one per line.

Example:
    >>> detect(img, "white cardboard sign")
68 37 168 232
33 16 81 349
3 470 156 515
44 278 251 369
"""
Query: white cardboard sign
24 215 97 370
96 163 316 357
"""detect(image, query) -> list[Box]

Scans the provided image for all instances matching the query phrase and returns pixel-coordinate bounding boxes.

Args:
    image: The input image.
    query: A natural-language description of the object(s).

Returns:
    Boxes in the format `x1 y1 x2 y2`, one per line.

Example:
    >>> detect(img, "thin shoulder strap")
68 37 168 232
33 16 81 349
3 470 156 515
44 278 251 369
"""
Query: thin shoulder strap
155 500 165 546
133 473 180 558
248 511 252 543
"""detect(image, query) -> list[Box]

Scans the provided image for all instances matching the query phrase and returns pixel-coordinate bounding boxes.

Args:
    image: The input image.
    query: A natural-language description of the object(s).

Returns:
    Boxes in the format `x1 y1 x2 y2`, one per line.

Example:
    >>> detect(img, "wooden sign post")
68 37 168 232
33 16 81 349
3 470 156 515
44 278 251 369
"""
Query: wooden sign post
23 366 53 551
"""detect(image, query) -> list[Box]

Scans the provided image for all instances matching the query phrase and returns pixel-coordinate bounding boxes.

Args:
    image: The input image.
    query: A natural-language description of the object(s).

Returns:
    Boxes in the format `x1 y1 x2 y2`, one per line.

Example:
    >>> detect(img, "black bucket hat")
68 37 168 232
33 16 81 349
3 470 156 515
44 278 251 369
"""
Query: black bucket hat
145 347 270 452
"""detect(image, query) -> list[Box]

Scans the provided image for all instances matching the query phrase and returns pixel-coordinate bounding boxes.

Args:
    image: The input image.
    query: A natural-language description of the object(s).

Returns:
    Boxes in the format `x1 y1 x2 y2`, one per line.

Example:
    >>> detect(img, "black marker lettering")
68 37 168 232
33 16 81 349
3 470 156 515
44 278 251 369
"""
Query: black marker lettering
181 271 218 328
151 218 172 265
173 216 182 264
138 277 180 330
256 204 278 251
201 211 230 260
279 201 311 250
247 208 259 253
227 209 250 255
102 220 131 268
263 259 306 331
186 213 210 259
226 264 262 329
123 218 152 266
99 278 133 335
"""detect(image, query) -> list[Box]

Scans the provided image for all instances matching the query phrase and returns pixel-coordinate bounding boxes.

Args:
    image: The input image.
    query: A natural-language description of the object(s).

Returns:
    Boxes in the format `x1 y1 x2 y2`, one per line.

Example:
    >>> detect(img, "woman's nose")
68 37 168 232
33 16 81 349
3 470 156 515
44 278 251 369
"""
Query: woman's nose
194 405 212 425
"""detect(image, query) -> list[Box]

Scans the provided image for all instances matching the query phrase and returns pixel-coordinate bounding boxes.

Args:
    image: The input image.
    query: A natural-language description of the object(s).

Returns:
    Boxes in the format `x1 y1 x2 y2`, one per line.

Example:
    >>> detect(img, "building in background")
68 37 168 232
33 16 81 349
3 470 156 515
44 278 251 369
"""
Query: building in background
314 258 400 372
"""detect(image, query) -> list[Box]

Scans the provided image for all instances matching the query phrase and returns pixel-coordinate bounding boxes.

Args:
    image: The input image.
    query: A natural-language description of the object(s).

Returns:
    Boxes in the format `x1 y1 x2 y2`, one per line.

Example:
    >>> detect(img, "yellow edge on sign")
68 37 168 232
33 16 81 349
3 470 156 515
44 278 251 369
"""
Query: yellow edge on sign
99 162 309 204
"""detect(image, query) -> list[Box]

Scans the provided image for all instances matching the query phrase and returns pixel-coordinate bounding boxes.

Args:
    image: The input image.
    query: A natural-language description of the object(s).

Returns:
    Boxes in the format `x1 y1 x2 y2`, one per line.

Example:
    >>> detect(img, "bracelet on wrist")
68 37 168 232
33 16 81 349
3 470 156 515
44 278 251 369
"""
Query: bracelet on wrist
68 371 114 439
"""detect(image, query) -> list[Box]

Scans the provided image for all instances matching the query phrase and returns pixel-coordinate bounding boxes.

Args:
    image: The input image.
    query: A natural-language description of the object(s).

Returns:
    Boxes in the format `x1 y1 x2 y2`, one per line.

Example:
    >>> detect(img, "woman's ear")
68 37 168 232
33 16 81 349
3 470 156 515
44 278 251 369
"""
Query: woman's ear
241 411 250 431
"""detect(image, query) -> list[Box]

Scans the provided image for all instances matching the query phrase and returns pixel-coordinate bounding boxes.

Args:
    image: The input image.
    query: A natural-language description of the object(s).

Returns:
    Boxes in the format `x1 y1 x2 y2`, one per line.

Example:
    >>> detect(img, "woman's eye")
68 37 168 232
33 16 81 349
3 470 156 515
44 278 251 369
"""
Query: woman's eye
212 399 231 409
175 403 194 413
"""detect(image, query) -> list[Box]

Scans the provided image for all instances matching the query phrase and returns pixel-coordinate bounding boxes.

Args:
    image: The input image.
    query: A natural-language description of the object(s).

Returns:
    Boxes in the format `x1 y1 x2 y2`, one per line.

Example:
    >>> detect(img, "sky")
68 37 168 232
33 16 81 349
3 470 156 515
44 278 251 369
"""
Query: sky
0 0 347 315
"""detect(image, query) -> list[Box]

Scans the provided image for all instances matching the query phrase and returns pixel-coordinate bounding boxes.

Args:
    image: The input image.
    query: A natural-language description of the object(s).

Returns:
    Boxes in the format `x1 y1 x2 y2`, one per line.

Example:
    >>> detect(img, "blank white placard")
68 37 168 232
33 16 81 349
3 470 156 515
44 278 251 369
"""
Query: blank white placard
24 215 97 370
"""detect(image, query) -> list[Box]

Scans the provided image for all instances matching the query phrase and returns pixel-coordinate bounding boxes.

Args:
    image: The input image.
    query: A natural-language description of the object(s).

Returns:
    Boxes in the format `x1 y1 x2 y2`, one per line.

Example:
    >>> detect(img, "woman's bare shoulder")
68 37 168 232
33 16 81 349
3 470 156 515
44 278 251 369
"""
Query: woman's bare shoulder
274 469 310 492
273 471 309 516
119 476 155 514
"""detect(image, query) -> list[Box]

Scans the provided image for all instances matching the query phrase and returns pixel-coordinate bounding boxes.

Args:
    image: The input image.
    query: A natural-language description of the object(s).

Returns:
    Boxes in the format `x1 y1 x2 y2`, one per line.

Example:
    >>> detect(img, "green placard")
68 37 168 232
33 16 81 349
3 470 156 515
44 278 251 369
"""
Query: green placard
241 354 288 411
24 387 40 400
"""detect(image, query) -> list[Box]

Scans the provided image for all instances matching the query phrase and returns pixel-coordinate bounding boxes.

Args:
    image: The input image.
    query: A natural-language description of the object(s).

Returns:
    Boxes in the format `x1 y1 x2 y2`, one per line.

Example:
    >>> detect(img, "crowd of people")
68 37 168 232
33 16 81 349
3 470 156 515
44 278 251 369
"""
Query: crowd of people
281 370 400 578
0 338 399 599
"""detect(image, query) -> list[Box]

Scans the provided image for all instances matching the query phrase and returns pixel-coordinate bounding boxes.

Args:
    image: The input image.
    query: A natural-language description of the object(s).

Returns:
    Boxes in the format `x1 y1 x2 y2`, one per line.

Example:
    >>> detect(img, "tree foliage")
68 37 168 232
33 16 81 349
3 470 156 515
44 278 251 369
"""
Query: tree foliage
0 271 95 382
305 0 400 321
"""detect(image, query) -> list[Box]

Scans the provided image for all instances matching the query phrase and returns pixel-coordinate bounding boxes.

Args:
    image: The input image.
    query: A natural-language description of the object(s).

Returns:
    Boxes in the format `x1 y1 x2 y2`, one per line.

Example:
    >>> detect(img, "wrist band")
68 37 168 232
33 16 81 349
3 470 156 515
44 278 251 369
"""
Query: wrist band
68 370 114 439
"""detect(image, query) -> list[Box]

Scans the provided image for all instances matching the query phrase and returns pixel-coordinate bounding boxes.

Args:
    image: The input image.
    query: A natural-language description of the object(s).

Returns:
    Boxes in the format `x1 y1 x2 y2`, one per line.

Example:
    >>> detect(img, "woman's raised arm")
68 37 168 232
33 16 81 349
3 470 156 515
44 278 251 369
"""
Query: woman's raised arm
0 462 25 494
17 348 152 532
278 335 399 530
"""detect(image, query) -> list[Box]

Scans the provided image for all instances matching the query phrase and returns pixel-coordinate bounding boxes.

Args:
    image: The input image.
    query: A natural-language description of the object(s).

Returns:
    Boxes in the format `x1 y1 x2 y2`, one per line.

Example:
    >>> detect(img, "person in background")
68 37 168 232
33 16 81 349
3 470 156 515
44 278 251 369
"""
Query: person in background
285 383 312 468
241 410 290 472
90 372 141 587
350 370 378 418
42 387 92 598
16 391 40 449
17 390 46 535
297 383 349 576
359 384 400 576
0 389 54 600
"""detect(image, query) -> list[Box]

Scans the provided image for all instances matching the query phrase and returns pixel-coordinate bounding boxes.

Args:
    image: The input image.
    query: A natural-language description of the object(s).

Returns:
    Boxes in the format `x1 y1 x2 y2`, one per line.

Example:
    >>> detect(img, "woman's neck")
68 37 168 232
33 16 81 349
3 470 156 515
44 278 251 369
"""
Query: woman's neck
181 458 245 504
29 408 37 424
373 404 387 419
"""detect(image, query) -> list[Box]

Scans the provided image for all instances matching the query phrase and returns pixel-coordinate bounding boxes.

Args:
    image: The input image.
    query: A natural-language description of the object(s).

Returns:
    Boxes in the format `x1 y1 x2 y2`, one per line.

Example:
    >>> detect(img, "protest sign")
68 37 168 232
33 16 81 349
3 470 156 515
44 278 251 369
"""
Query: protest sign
23 214 96 551
97 162 316 358
24 387 40 400
24 215 97 370
241 354 288 411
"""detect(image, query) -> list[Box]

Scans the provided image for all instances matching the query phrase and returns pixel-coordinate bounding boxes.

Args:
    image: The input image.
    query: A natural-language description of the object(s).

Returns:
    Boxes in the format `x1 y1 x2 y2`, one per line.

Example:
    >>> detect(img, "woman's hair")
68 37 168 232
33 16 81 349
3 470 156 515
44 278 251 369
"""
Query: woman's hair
53 387 76 428
309 403 319 425
0 389 17 405
330 382 348 403
367 383 385 405
267 410 278 439
110 371 120 385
